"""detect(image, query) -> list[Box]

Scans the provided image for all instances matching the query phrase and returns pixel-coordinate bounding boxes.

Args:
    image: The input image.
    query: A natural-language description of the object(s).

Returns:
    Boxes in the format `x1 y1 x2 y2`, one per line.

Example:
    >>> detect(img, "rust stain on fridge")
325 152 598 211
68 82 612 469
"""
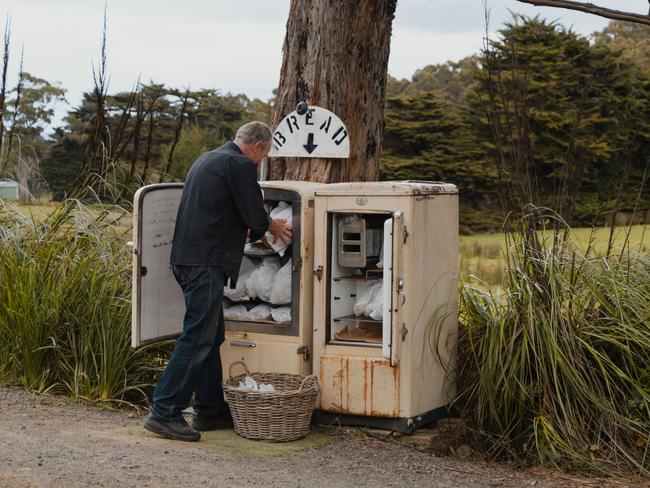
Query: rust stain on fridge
320 355 399 417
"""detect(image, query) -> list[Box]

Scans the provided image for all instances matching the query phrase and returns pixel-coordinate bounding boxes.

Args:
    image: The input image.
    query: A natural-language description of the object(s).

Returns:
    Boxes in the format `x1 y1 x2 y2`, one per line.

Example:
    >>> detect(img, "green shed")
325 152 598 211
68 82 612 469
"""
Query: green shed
0 180 19 200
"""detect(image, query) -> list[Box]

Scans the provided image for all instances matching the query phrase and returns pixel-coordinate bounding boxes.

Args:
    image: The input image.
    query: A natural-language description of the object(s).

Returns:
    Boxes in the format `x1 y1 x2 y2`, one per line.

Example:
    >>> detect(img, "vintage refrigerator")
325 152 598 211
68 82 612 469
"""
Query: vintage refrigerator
310 181 459 433
131 180 322 376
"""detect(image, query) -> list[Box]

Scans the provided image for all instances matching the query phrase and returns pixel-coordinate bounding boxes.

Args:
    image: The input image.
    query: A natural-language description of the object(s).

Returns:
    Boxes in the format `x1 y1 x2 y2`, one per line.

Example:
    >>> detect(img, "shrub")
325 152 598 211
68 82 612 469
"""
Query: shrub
0 201 163 405
458 219 650 475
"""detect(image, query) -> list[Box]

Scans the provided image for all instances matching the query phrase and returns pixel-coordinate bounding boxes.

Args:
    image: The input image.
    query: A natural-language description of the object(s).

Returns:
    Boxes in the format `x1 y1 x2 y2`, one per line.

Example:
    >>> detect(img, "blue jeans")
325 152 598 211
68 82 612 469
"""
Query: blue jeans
151 265 227 421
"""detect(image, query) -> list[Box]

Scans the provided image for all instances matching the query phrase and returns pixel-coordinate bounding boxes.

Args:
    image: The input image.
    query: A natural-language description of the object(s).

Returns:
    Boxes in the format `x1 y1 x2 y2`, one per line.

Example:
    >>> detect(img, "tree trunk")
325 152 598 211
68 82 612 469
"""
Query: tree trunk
16 157 33 203
270 0 397 183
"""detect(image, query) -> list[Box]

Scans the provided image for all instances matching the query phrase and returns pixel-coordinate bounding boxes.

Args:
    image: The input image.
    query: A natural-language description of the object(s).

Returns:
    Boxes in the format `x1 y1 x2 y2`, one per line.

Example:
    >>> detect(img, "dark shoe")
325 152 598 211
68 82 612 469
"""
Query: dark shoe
191 410 233 431
144 415 201 442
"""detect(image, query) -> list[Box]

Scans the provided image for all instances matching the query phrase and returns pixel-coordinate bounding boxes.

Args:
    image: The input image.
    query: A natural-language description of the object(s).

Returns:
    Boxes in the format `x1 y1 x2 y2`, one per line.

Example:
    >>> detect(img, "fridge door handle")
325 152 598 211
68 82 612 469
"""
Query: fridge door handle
297 345 310 361
230 340 257 348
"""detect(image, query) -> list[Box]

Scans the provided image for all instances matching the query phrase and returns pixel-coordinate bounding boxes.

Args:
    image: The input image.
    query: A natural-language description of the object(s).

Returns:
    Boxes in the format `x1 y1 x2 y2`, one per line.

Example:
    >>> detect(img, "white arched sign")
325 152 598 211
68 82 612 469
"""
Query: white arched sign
269 106 350 158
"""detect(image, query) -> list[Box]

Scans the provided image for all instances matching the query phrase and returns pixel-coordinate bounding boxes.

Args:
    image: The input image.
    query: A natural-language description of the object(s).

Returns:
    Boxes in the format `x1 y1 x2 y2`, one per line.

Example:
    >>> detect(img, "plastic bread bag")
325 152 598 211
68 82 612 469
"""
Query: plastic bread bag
244 304 273 321
354 282 374 317
224 304 248 320
238 376 258 390
270 306 291 324
264 201 293 256
245 258 281 301
238 376 275 392
354 281 383 319
223 256 255 301
365 281 384 320
269 259 292 305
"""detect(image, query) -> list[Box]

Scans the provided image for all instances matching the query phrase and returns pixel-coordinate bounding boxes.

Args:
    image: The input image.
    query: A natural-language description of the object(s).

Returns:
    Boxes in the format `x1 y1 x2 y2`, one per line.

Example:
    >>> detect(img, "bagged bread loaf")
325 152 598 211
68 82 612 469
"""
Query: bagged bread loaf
223 256 255 302
246 258 281 302
269 259 292 305
264 202 292 256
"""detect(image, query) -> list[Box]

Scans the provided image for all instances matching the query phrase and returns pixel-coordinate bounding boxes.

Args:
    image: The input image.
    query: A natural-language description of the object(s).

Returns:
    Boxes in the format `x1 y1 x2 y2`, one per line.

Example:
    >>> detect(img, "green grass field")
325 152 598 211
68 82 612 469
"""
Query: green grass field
461 225 649 286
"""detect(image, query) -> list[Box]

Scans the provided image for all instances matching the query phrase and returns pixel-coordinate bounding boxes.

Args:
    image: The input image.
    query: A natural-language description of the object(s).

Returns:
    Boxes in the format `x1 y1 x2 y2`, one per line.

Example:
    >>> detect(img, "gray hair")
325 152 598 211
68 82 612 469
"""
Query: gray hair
235 121 272 145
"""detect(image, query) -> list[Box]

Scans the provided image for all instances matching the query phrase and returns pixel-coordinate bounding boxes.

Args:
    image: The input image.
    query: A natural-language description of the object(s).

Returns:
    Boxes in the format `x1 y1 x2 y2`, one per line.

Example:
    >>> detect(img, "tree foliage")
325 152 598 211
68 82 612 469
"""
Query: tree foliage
2 16 649 231
381 16 650 230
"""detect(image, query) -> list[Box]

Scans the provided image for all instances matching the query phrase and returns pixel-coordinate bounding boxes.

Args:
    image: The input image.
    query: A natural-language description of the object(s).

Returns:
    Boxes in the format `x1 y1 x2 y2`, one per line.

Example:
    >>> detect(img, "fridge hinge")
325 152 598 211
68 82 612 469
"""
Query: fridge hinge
297 345 310 361
313 265 323 281
402 225 409 244
400 324 408 341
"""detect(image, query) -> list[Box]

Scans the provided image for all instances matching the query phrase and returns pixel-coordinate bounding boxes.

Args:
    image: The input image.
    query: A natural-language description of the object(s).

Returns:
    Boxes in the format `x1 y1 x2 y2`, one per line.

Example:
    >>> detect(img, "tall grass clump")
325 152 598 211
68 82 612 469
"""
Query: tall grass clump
457 212 650 475
0 201 160 404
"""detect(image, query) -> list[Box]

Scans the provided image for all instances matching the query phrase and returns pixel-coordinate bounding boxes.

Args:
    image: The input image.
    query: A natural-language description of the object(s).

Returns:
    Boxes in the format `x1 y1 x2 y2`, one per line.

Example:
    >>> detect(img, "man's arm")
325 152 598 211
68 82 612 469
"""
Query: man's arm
227 160 271 241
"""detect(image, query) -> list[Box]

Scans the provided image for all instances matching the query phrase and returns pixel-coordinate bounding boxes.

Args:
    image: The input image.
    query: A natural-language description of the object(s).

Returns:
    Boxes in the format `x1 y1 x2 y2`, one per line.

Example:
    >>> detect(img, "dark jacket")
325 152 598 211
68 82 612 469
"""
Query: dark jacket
170 141 270 286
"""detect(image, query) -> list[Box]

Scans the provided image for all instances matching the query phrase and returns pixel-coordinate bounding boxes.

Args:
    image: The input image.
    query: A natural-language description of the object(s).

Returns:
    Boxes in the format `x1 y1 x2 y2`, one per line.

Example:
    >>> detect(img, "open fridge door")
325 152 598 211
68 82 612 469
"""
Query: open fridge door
381 217 393 359
385 211 404 366
131 183 185 347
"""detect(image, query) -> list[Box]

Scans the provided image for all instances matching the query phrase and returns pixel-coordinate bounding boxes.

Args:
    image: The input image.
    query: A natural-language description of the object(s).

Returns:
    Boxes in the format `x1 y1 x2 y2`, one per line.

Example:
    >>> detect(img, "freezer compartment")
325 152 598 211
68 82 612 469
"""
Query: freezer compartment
337 215 382 268
223 188 302 336
327 213 393 353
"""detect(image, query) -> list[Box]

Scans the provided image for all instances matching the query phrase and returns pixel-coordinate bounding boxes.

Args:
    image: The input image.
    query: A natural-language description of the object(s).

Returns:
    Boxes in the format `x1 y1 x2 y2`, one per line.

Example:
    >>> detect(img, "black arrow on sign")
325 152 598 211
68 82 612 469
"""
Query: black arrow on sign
303 133 318 154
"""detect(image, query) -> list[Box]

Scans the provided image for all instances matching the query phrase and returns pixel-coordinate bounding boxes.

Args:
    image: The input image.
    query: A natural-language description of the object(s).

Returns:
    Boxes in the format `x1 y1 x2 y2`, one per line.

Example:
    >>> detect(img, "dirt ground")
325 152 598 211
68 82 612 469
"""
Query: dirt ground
0 388 643 488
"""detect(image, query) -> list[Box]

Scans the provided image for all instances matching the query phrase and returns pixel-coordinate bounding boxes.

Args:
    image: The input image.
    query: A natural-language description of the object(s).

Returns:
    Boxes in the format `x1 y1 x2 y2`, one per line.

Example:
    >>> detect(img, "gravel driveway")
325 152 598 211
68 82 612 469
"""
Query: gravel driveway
0 388 640 487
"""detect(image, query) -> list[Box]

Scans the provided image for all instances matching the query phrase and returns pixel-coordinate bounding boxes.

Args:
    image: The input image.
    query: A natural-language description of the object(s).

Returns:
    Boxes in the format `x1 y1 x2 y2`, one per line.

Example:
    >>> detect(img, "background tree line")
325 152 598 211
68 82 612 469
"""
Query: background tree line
1 16 648 233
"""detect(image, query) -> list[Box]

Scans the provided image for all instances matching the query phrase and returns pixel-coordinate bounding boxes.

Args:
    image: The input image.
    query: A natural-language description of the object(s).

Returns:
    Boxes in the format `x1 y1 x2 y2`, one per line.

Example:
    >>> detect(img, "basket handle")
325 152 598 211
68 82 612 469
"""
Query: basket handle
228 361 250 380
297 375 319 393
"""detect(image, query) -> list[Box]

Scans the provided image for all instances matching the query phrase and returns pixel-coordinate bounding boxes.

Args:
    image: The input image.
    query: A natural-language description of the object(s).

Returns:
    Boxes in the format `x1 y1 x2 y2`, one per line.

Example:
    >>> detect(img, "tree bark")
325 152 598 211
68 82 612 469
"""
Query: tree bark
516 0 650 26
270 0 397 183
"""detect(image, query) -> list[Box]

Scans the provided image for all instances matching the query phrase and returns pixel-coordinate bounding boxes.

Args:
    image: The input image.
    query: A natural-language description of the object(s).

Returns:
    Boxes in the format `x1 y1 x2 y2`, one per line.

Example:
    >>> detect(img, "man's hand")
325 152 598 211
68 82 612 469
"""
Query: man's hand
267 218 292 245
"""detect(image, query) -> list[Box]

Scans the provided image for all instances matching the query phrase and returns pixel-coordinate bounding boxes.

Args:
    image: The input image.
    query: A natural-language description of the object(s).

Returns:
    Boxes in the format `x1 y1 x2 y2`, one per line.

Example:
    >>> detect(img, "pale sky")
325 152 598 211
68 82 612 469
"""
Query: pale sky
0 0 645 120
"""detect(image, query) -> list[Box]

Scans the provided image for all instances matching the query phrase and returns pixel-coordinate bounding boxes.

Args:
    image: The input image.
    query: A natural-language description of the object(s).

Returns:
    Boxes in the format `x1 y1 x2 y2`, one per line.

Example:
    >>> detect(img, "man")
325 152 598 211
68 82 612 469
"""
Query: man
144 121 291 441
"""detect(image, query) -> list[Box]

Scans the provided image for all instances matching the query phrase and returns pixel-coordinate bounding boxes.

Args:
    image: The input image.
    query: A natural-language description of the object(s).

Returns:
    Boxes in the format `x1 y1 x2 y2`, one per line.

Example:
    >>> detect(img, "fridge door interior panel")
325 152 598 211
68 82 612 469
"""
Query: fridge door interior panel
381 218 393 359
389 211 404 366
132 184 185 347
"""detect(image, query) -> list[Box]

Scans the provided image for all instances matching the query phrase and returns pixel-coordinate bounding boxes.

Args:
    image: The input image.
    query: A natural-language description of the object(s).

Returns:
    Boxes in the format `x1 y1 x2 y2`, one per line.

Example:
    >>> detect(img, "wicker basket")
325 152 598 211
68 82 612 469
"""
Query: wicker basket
222 361 320 442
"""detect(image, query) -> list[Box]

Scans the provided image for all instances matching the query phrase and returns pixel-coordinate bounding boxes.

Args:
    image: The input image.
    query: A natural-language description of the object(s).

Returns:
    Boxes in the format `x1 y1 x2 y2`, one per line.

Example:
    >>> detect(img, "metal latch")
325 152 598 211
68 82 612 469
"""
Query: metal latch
313 266 323 281
402 225 409 243
400 324 408 341
297 346 310 361
230 340 257 348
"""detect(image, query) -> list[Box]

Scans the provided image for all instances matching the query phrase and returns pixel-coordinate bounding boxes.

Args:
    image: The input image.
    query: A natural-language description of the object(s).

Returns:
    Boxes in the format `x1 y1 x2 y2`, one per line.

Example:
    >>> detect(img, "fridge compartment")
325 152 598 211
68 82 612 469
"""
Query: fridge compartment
224 188 303 337
327 212 392 349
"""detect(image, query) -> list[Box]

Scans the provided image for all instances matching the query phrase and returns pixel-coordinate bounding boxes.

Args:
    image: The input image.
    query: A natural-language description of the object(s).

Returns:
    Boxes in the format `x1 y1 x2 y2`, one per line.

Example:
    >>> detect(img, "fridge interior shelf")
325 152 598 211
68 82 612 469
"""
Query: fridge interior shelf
333 268 383 282
333 314 381 324
226 318 290 326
